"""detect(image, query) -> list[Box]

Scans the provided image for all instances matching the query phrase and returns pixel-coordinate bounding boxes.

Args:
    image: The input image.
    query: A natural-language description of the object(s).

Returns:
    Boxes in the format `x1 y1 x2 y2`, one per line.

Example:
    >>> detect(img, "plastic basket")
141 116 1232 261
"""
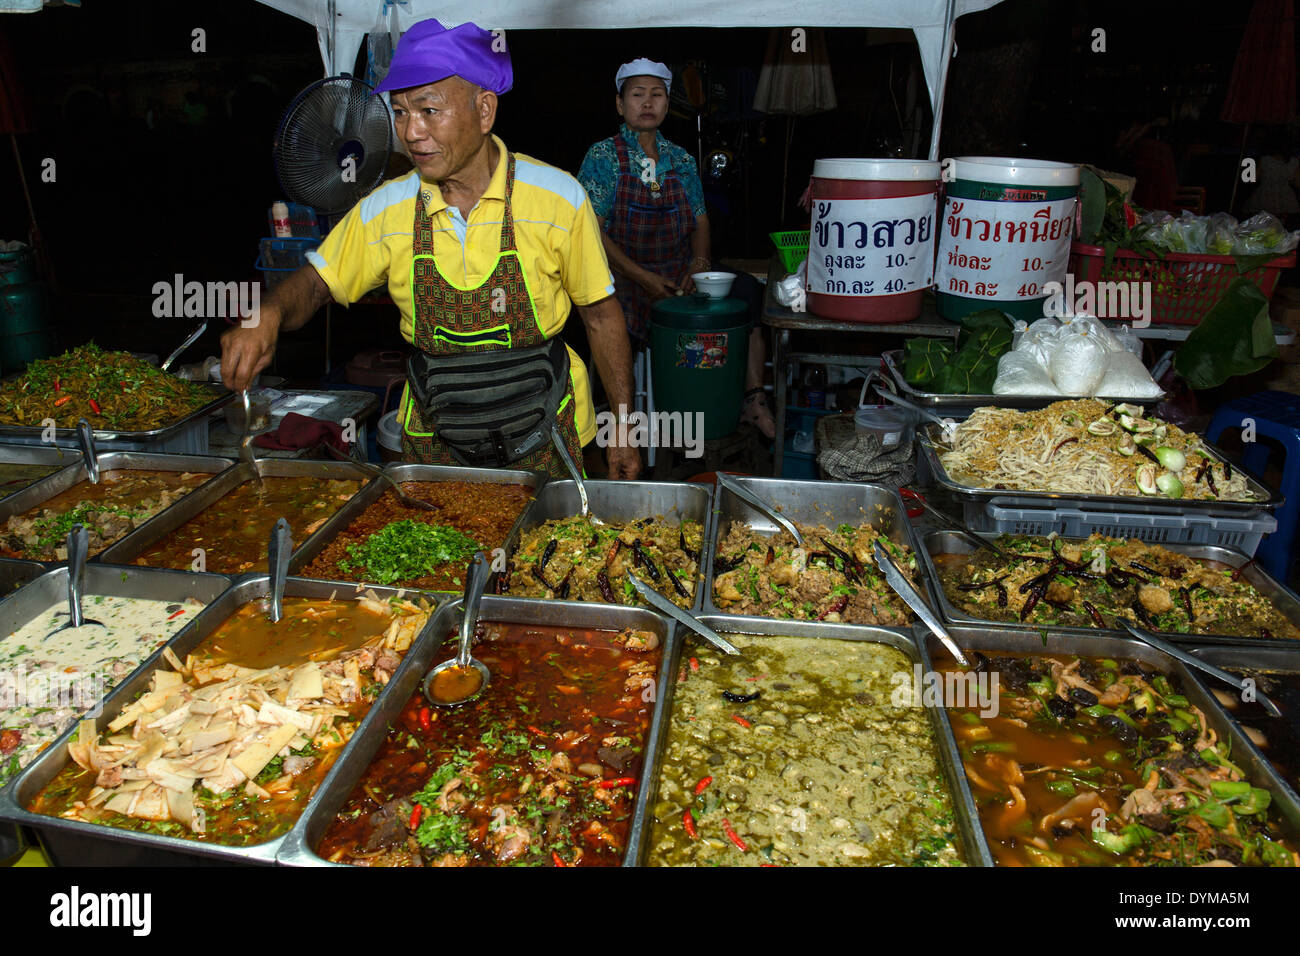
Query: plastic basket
1068 241 1295 326
962 499 1278 556
255 237 322 290
770 230 810 273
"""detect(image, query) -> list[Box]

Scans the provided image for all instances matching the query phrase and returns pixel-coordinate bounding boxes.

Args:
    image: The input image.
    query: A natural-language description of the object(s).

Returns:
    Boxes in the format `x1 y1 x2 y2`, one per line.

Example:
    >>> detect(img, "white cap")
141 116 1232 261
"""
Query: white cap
616 58 672 94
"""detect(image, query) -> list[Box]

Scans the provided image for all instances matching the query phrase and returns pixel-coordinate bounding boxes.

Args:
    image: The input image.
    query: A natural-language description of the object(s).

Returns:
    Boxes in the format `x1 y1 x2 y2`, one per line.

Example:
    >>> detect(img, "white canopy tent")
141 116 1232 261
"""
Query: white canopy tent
253 0 1004 160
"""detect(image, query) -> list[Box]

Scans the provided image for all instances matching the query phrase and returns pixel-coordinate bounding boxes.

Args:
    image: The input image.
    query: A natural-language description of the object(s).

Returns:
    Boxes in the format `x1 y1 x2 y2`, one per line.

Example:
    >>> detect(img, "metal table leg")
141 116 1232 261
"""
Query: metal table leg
772 328 789 476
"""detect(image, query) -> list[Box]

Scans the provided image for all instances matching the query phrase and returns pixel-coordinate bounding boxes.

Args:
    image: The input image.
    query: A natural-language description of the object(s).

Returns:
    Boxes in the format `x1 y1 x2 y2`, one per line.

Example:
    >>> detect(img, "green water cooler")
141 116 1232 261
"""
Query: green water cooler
0 245 55 375
649 295 749 440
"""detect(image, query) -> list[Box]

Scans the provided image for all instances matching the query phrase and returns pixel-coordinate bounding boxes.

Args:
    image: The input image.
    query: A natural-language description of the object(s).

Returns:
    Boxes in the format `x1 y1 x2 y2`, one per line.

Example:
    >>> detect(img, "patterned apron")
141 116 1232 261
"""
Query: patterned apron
398 153 584 478
606 135 695 344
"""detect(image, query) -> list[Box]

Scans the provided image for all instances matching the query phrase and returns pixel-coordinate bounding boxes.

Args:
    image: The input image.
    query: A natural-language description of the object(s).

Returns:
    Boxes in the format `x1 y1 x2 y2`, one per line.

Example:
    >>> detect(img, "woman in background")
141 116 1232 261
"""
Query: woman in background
578 58 774 438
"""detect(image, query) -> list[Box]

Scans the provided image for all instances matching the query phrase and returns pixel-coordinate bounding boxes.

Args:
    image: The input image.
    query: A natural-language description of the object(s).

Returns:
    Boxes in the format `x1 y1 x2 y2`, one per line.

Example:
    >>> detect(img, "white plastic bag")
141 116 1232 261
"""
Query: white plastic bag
1096 351 1163 399
775 259 807 312
993 351 1062 395
1048 325 1109 396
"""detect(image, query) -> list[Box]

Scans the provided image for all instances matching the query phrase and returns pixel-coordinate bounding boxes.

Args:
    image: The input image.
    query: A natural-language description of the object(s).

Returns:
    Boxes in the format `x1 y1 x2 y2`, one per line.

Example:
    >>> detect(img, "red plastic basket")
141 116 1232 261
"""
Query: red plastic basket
1068 241 1295 325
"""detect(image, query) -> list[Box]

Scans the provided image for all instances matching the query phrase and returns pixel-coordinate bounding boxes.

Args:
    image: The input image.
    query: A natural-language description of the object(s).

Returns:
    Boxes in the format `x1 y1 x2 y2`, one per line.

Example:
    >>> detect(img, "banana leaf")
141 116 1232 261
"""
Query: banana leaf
1173 278 1278 389
934 321 1013 394
902 338 953 389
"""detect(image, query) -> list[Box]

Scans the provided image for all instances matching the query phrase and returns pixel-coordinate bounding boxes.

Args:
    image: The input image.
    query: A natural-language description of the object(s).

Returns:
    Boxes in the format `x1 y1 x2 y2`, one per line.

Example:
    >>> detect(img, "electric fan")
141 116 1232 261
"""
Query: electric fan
272 75 393 217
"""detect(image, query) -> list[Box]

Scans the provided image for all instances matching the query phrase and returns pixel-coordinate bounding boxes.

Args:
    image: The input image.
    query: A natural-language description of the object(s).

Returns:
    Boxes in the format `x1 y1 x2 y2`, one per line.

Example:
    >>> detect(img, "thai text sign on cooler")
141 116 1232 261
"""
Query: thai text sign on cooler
934 157 1080 322
806 159 941 324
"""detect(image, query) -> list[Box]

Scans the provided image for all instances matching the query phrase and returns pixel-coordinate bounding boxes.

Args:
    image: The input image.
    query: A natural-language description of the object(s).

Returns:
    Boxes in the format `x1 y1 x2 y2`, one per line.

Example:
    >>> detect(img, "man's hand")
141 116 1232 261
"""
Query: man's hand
605 443 641 480
219 265 332 391
637 268 678 300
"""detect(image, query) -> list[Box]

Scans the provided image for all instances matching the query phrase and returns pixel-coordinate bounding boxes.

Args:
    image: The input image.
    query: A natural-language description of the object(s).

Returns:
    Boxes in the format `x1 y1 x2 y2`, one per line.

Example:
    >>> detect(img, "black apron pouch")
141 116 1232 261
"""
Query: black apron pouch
406 338 570 467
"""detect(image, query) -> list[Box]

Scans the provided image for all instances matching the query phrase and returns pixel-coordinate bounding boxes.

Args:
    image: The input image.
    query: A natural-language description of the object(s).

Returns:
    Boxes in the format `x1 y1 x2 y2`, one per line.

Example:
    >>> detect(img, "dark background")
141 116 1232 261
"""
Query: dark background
0 0 1287 382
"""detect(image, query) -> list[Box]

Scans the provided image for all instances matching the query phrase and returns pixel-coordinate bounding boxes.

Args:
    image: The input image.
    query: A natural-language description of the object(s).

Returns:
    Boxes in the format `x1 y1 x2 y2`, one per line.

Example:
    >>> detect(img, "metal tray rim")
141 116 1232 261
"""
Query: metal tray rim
0 382 234 442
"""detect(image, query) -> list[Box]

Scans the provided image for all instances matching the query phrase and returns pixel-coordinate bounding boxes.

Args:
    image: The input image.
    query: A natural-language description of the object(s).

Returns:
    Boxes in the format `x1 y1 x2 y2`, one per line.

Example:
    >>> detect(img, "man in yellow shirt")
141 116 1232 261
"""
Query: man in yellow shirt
221 19 638 479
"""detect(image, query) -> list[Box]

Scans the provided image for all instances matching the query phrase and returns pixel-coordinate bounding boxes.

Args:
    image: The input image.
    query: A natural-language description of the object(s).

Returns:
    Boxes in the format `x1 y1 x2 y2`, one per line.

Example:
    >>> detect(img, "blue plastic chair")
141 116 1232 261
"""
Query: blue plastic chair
1205 390 1300 579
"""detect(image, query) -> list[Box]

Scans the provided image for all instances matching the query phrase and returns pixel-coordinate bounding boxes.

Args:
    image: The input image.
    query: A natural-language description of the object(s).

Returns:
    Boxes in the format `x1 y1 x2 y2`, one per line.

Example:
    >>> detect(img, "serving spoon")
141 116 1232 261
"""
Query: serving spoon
873 541 970 668
1118 620 1282 718
625 570 740 655
422 551 493 707
75 418 100 485
239 389 266 492
715 472 804 547
43 525 105 639
322 444 439 512
550 424 602 524
267 517 292 624
160 319 207 373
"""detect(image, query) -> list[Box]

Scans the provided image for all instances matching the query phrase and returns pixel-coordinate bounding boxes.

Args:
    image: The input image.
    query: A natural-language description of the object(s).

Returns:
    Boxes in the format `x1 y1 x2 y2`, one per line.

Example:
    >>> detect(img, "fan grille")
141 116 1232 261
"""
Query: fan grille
273 76 393 214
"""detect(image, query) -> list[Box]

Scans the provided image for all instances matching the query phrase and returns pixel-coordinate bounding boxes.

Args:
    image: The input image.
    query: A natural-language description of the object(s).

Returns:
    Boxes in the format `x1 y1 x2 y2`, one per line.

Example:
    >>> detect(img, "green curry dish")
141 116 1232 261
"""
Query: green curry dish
337 520 479 586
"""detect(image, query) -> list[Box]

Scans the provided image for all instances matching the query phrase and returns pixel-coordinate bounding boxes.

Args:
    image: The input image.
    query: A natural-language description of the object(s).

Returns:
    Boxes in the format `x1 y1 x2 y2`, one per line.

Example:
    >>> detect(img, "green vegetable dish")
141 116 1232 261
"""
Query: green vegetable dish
337 520 479 586
648 635 965 866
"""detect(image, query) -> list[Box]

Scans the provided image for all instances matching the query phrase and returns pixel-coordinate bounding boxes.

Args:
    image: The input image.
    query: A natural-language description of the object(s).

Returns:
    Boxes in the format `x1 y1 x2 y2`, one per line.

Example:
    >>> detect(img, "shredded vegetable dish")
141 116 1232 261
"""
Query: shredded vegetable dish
944 651 1298 866
0 344 214 432
938 400 1255 501
712 521 918 625
937 534 1300 639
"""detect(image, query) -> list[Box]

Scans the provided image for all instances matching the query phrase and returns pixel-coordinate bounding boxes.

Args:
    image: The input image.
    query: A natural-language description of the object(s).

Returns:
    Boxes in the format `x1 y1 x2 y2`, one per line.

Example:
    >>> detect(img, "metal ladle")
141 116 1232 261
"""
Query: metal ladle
266 517 292 623
323 444 440 512
625 570 739 655
1118 620 1282 718
422 551 493 707
715 472 803 547
43 525 105 639
238 389 266 492
550 425 600 523
75 419 100 485
873 541 970 668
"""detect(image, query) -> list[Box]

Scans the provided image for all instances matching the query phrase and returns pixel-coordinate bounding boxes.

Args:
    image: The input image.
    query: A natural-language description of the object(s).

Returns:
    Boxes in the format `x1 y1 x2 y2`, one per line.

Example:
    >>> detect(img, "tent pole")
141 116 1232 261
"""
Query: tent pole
927 0 957 160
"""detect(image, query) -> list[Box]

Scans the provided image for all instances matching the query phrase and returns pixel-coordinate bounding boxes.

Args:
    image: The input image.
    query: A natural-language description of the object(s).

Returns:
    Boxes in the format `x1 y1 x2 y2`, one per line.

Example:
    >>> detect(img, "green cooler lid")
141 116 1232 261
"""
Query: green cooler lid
651 294 747 330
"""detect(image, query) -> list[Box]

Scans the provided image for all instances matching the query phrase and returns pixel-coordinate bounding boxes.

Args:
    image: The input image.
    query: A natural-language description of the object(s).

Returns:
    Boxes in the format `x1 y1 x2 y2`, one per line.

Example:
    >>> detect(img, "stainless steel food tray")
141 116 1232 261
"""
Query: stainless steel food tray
637 614 989 867
880 349 1164 416
277 595 677 868
0 558 44 599
0 443 80 503
502 479 714 612
705 476 937 626
283 462 547 592
918 625 1300 865
1185 643 1300 801
918 531 1300 648
0 452 235 568
0 563 234 865
0 382 234 451
918 420 1281 518
0 575 439 866
96 459 381 573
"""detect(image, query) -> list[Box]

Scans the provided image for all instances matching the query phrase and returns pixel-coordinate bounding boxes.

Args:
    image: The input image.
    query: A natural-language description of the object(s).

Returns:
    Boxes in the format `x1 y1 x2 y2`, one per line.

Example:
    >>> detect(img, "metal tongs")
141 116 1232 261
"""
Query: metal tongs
76 418 100 485
160 319 208 373
550 424 601 523
873 541 969 668
626 570 739 655
267 517 292 624
44 526 104 639
715 473 803 547
1118 620 1282 718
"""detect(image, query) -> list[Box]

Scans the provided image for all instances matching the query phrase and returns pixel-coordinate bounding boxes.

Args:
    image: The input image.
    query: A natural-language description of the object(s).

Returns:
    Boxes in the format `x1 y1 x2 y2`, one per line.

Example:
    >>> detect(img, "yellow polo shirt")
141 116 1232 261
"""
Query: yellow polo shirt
307 135 615 445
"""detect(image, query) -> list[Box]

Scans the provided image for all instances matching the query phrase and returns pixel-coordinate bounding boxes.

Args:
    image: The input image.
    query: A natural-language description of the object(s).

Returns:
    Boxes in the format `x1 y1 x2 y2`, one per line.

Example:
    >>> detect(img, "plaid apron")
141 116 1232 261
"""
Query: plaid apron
399 153 584 477
606 135 695 344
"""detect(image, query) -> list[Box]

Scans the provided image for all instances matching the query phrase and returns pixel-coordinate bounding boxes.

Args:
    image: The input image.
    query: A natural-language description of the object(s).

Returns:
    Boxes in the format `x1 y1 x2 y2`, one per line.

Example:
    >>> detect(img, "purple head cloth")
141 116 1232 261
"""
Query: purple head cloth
373 19 512 95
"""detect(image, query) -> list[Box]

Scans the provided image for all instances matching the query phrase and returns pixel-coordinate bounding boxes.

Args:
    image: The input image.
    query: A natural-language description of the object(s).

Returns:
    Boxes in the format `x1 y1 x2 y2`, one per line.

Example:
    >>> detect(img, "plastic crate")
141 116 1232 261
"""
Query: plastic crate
256 237 322 290
769 230 809 273
1068 241 1295 325
962 500 1278 556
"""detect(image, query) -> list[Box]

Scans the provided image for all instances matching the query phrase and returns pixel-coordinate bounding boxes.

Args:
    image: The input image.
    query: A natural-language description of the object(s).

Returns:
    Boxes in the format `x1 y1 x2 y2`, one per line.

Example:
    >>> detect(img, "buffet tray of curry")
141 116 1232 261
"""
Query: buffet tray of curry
705 476 934 628
925 626 1300 867
294 463 544 593
499 479 712 612
918 401 1281 518
0 452 233 566
0 443 78 503
277 595 676 867
0 575 437 866
641 614 987 867
96 459 376 575
920 531 1300 647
